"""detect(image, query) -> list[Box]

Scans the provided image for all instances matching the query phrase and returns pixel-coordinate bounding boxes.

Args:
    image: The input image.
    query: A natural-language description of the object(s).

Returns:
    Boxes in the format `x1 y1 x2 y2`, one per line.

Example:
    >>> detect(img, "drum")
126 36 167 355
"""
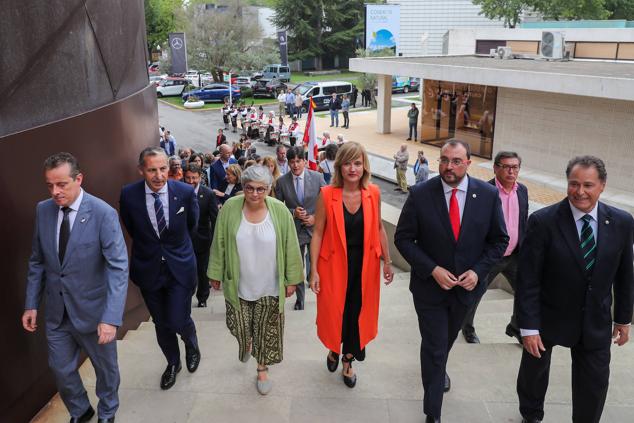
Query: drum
270 131 279 141
280 133 290 144
244 120 251 130
259 123 267 137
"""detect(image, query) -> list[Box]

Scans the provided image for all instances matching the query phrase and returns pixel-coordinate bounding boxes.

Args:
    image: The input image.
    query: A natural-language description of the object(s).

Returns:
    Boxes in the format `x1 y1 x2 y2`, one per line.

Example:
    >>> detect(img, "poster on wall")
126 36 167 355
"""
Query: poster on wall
365 4 400 55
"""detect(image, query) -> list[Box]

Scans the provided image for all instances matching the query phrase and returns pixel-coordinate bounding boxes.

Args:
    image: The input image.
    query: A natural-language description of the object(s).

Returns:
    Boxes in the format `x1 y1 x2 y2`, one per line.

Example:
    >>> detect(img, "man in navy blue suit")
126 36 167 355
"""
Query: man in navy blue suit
209 144 237 192
119 147 201 390
516 156 633 423
395 139 508 423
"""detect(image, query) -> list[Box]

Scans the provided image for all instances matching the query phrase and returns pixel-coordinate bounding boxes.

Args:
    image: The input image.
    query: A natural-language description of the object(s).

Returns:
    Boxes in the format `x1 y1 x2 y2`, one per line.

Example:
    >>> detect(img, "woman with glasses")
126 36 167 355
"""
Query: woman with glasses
309 142 394 388
188 153 209 186
208 165 304 395
213 164 242 205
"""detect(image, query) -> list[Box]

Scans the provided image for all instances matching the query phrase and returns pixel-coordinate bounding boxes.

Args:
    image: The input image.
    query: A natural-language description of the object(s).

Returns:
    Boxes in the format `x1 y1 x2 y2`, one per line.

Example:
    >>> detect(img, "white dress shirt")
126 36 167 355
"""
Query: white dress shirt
520 202 607 337
56 189 84 252
236 212 279 300
145 182 169 236
440 175 469 223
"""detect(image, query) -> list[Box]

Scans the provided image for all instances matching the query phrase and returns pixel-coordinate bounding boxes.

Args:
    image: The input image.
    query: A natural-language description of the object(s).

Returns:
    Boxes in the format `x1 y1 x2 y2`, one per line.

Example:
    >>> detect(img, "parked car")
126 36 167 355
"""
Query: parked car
236 76 253 87
156 78 190 97
148 62 160 73
261 64 291 82
253 78 287 98
149 75 164 87
295 81 354 111
182 83 241 103
392 76 420 93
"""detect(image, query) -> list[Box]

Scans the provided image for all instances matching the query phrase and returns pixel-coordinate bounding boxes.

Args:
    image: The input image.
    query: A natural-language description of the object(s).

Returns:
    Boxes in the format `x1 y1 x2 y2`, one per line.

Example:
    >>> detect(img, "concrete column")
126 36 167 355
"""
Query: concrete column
376 74 392 134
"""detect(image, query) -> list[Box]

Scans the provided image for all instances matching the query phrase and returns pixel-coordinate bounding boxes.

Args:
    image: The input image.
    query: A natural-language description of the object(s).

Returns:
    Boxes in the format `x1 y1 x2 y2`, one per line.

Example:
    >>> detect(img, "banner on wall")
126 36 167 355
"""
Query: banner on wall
169 32 187 74
364 4 400 54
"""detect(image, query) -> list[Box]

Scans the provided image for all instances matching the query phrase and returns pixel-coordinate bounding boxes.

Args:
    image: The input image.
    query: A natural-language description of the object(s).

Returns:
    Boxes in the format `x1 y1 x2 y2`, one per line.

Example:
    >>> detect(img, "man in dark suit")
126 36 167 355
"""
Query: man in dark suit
209 144 237 192
275 146 326 310
395 139 508 423
23 152 128 423
183 163 218 308
516 156 633 423
462 151 529 344
119 147 201 390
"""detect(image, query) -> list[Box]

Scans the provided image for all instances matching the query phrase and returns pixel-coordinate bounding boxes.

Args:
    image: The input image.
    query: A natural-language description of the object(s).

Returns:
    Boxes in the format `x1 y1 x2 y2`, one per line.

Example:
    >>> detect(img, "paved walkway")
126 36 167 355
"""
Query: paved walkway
32 270 634 422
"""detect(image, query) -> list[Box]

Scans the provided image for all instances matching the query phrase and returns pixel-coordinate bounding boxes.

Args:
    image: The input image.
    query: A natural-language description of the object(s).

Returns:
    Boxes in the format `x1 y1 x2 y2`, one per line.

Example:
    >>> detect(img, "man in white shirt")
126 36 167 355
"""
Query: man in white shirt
515 155 633 423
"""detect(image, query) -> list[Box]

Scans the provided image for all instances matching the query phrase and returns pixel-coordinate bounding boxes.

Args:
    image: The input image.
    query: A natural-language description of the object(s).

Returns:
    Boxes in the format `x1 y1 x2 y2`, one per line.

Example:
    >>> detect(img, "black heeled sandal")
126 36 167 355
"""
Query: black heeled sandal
341 355 357 388
326 351 339 373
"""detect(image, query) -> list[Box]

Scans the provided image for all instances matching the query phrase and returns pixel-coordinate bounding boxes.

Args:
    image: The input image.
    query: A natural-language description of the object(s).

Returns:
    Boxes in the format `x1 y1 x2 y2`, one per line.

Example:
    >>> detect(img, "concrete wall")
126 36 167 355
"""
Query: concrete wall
386 0 503 56
494 88 634 193
446 28 634 55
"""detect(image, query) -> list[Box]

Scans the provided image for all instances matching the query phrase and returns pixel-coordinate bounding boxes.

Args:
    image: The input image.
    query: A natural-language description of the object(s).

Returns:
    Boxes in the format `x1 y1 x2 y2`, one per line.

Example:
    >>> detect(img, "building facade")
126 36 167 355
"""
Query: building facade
386 0 504 56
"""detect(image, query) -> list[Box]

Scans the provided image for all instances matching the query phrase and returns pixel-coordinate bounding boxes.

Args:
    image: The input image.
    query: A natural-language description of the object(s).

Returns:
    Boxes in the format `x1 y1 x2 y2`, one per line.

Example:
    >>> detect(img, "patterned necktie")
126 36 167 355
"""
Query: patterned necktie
449 188 460 240
152 193 167 237
295 176 304 205
580 214 596 274
58 207 71 263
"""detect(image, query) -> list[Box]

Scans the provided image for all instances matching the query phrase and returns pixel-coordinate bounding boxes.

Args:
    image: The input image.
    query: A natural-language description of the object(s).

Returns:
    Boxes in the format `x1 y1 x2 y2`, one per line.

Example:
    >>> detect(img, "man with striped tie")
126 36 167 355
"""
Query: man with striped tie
119 147 201 390
516 156 634 423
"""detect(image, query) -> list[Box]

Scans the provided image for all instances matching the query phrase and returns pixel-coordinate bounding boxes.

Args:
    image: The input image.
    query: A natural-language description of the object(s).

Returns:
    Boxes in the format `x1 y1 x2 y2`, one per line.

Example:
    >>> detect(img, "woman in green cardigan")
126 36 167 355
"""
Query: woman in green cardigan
207 165 304 395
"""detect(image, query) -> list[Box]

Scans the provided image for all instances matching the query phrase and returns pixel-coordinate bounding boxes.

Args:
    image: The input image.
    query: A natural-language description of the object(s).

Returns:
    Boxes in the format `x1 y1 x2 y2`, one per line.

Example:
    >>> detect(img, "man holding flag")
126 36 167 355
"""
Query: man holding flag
275 113 326 309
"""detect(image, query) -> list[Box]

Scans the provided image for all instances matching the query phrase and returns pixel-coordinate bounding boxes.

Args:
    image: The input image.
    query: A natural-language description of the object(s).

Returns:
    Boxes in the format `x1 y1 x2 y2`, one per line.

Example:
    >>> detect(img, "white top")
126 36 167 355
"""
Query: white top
319 159 334 174
56 189 84 253
145 182 169 236
236 211 278 301
277 93 286 103
440 175 468 223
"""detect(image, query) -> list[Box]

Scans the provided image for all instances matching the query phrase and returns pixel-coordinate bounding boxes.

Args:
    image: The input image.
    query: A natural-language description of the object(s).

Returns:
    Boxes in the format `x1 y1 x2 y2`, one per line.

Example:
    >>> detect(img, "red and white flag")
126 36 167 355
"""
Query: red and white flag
303 97 318 171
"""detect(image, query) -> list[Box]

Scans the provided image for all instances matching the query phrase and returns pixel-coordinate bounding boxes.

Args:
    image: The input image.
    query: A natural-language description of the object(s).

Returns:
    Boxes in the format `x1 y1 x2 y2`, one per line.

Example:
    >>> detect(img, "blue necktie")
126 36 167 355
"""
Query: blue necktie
580 214 596 275
152 193 167 237
295 176 304 205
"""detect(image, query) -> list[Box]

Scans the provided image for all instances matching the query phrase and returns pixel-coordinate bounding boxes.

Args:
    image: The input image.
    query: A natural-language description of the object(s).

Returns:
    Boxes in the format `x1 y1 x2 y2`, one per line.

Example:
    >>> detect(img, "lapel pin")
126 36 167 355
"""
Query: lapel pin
605 220 610 225
80 217 86 223
199 194 203 198
472 193 477 198
173 196 177 200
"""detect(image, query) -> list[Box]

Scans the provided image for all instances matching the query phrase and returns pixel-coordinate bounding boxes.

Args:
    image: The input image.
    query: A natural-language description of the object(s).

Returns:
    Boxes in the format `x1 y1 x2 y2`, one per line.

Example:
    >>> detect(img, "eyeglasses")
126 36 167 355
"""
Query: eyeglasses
244 185 268 194
438 158 465 167
495 164 520 172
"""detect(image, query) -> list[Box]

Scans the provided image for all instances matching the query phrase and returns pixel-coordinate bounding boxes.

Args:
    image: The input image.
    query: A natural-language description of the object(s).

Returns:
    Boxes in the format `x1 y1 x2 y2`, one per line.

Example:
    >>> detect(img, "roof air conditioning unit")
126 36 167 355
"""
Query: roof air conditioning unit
497 46 513 60
541 31 565 60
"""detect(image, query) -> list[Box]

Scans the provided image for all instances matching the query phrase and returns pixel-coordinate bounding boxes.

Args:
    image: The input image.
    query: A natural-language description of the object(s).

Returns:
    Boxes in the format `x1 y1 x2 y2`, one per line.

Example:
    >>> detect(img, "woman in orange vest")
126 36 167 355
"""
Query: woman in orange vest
309 142 394 388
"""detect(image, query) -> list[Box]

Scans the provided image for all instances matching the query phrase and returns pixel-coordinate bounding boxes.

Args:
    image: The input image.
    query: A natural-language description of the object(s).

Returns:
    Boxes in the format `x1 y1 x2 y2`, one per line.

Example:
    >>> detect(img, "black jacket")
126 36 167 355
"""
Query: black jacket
192 185 218 255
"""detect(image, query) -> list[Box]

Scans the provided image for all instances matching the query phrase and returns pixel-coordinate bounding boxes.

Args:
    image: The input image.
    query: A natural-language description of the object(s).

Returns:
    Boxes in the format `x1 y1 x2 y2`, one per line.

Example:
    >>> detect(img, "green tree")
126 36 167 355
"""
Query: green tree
472 0 527 28
531 0 610 20
145 0 185 57
605 0 634 19
273 0 373 70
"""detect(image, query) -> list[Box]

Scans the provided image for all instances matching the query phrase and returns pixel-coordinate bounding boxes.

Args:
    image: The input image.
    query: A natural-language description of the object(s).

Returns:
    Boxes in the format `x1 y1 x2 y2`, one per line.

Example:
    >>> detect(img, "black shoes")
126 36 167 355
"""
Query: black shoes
506 323 523 345
462 329 481 344
293 301 304 310
98 418 115 423
341 355 357 388
444 373 451 392
186 346 201 373
326 351 339 372
69 406 94 423
425 416 441 423
160 362 182 390
198 300 207 308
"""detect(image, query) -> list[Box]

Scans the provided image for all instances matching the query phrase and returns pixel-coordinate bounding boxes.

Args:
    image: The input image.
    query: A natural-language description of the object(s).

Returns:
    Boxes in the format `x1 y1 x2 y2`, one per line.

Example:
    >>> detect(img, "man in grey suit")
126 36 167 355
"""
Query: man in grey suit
22 153 128 423
275 146 326 310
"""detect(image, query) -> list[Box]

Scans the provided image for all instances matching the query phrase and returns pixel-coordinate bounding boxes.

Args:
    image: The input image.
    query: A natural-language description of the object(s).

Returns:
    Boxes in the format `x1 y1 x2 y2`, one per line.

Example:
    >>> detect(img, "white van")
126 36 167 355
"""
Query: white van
295 81 354 112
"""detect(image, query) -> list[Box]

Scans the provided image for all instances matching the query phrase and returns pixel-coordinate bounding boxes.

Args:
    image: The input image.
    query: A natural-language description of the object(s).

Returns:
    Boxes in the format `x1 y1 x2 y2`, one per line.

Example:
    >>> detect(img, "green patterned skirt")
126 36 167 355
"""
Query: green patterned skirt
225 296 285 365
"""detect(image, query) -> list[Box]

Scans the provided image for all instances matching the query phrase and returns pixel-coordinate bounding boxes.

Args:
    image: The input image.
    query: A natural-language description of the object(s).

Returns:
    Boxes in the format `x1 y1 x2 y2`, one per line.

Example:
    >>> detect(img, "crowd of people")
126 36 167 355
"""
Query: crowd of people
22 131 633 423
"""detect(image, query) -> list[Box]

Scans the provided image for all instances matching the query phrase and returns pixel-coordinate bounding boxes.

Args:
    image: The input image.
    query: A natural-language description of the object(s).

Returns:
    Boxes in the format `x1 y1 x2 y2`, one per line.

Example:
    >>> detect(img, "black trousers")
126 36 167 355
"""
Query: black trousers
295 243 309 306
517 341 610 423
462 253 518 333
413 291 470 418
408 122 417 140
141 262 198 365
343 111 349 128
195 251 210 303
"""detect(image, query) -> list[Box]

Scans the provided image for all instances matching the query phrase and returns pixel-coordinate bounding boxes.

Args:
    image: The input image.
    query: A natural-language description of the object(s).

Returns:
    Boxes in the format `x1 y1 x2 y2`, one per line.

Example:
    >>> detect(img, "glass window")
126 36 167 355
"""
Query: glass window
421 80 497 159
280 66 289 73
322 86 337 95
336 84 351 94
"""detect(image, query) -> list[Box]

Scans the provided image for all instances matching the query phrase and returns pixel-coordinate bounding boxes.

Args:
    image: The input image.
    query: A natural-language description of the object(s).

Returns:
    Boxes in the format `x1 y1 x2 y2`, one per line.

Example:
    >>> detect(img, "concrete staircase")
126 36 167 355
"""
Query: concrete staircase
32 269 634 422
